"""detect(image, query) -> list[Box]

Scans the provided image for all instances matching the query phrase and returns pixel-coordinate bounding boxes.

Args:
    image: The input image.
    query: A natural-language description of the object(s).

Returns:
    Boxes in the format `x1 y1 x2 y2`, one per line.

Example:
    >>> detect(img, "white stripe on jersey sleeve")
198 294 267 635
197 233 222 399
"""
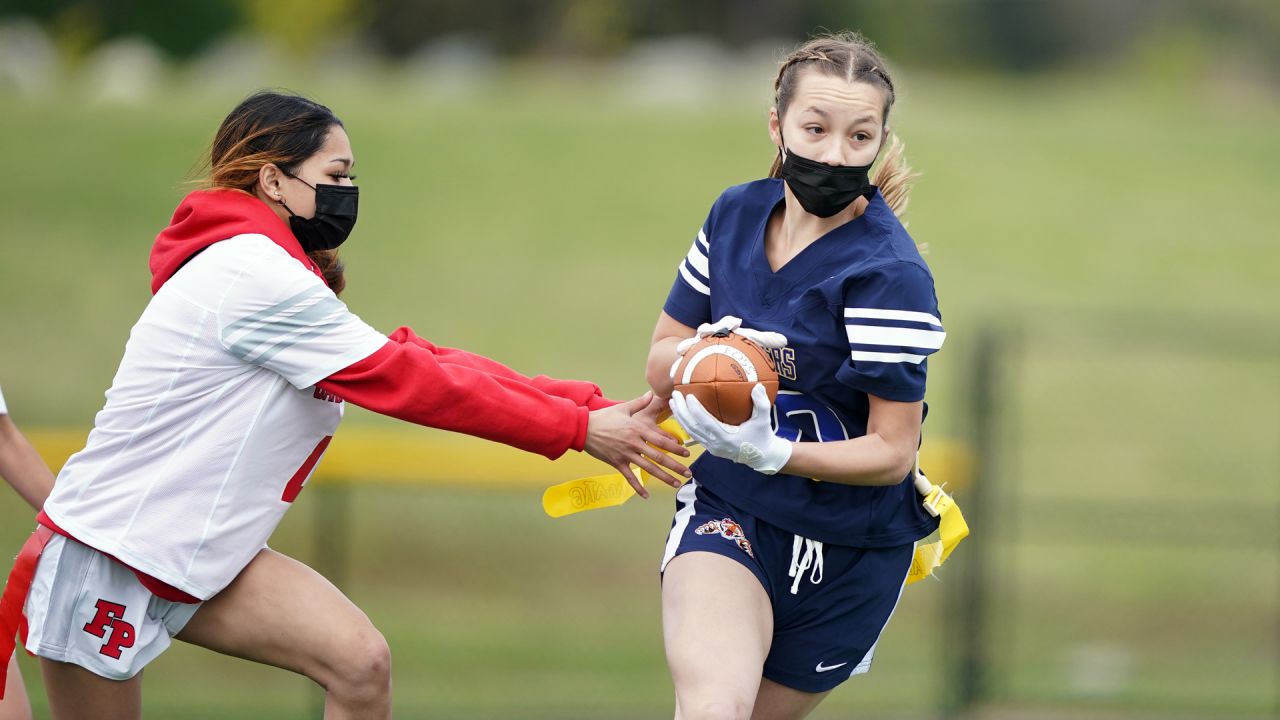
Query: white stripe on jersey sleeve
679 262 710 296
844 308 943 327
849 350 928 364
845 325 947 350
676 228 711 296
844 305 944 365
685 233 709 277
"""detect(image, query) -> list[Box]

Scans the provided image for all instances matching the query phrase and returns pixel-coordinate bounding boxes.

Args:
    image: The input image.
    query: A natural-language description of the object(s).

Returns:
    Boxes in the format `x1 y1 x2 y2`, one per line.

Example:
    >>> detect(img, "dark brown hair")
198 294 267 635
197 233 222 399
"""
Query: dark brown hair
207 90 347 293
770 32 918 217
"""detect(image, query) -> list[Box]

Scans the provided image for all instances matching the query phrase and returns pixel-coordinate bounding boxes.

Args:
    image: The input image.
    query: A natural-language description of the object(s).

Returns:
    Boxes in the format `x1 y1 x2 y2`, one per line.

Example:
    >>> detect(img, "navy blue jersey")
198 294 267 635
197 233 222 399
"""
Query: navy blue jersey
663 178 944 547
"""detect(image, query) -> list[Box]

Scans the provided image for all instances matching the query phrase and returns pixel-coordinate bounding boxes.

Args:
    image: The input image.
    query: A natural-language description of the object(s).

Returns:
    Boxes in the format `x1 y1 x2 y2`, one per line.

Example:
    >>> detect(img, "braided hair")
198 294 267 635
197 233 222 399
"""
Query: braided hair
769 32 918 219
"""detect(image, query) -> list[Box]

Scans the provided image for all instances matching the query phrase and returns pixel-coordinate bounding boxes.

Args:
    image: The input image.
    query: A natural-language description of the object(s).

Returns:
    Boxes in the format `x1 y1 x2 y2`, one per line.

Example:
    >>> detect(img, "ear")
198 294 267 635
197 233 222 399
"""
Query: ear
258 163 286 204
767 107 783 150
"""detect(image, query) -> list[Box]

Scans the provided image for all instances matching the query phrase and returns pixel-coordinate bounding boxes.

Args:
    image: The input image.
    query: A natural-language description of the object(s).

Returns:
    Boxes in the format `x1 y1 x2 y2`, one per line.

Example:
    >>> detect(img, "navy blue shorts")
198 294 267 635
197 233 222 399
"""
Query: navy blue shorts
660 480 914 693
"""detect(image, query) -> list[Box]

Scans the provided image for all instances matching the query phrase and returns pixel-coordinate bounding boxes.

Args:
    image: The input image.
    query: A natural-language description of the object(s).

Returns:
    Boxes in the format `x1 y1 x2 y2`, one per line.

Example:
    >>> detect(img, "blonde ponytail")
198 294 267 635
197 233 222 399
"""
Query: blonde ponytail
871 133 918 220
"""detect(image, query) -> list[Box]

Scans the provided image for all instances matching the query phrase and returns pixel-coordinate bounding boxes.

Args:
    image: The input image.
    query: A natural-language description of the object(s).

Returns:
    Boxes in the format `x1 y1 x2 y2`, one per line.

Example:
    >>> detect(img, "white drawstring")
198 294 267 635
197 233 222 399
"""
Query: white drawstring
788 534 825 595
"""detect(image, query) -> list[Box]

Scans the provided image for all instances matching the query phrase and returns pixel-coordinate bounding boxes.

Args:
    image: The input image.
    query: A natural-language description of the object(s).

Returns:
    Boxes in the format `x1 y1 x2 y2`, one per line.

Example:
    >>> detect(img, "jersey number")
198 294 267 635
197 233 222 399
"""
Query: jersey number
282 436 332 503
773 391 848 443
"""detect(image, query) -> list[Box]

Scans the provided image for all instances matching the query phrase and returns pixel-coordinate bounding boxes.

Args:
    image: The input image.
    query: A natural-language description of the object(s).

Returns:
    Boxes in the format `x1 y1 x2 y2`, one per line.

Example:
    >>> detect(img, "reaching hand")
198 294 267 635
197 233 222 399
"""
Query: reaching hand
584 392 692 498
669 384 792 475
670 316 788 379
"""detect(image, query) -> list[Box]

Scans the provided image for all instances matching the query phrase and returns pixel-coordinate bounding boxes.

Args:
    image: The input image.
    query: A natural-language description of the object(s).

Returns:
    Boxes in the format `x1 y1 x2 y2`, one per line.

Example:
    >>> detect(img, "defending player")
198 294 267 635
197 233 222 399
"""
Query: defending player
0 91 690 720
0 384 56 720
646 33 945 719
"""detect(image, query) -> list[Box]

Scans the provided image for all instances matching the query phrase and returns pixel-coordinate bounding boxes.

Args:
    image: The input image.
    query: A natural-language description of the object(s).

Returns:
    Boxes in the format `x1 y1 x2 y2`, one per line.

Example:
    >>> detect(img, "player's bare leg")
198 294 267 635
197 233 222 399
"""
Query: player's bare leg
664 551 772 720
39 659 141 720
177 549 391 720
0 655 33 720
749 678 829 720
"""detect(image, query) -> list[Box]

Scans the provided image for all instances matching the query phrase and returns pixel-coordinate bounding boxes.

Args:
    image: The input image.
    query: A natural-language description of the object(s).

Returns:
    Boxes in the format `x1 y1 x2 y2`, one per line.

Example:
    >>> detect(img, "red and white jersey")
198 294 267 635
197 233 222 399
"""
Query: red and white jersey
42 235 386 599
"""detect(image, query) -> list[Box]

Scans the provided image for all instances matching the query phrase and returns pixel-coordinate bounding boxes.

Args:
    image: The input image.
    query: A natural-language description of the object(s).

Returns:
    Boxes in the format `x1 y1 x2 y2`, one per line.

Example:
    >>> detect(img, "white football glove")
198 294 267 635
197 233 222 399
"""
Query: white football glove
669 384 793 475
670 316 788 379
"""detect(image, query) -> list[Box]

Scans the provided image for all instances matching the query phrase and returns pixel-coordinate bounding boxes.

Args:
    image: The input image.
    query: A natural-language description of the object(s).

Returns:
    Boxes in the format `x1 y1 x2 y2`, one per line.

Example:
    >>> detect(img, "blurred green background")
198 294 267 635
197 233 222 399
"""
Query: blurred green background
0 1 1278 718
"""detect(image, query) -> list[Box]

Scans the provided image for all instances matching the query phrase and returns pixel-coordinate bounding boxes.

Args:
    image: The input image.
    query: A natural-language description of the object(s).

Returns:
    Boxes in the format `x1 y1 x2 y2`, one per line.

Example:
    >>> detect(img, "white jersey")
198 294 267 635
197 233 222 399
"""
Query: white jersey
43 235 387 600
0 383 7 415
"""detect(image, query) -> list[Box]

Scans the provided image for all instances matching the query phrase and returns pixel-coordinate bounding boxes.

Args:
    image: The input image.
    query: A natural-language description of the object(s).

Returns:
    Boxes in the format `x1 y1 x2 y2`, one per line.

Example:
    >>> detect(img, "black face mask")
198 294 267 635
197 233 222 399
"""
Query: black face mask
280 173 359 252
777 144 876 219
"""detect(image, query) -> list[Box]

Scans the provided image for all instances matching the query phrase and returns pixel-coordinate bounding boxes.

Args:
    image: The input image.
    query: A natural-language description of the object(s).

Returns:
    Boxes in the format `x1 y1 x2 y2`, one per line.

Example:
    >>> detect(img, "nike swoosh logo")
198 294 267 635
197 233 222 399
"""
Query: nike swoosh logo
815 661 848 673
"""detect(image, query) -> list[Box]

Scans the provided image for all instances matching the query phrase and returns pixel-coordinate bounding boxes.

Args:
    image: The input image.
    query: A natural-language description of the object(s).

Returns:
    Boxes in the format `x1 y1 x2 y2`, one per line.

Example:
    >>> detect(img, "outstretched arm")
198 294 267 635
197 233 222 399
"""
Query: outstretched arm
318 339 592 460
318 337 689 482
383 327 617 410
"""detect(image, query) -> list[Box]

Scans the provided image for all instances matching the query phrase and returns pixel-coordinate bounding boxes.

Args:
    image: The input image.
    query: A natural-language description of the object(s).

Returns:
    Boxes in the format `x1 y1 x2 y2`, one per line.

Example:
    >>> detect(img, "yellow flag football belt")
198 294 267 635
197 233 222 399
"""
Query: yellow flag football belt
543 423 969 586
905 456 970 585
541 419 694 518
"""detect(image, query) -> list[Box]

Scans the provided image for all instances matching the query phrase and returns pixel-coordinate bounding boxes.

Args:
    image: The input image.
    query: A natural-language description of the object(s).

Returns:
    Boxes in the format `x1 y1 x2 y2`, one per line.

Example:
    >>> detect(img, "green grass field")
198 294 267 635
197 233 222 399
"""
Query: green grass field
0 66 1277 718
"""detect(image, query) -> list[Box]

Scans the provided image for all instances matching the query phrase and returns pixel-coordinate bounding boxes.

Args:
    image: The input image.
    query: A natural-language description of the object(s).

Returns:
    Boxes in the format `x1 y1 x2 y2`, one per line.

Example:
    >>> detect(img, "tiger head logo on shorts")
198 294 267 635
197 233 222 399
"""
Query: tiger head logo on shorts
694 518 754 558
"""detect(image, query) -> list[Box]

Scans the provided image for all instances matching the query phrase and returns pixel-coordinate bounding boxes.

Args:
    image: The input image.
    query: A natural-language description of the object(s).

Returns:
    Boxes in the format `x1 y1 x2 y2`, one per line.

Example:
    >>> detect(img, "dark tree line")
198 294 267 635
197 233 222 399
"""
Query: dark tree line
1 0 1276 75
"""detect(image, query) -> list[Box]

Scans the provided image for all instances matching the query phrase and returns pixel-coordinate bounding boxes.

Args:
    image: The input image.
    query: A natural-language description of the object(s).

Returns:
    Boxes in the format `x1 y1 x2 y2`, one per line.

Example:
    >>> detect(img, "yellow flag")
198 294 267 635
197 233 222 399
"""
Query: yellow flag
906 465 970 584
542 419 692 518
542 473 639 517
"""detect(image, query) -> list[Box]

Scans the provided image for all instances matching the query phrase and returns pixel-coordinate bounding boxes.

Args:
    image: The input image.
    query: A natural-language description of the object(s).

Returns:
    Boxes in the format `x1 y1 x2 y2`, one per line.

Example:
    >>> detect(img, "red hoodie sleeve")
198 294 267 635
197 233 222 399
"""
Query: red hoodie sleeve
317 338 590 460
382 327 620 410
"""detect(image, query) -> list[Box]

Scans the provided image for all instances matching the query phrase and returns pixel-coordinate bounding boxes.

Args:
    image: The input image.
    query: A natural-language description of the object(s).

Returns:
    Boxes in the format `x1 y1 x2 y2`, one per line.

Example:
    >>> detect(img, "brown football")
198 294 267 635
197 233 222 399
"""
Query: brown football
672 332 779 425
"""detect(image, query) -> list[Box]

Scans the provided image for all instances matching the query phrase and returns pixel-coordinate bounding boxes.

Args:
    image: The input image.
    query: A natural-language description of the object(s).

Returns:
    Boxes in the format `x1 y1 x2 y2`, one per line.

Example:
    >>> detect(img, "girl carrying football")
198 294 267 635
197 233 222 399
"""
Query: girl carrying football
0 90 690 720
646 32 946 719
